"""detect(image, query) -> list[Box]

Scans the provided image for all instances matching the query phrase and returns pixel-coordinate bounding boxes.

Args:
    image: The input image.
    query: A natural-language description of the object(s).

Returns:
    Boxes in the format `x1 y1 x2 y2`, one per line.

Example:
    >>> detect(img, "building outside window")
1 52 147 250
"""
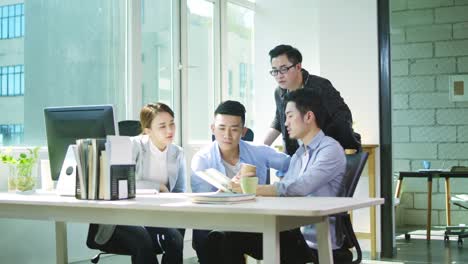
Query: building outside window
0 65 24 96
239 62 246 97
0 0 256 147
225 2 254 128
0 3 24 39
228 69 233 96
0 124 23 146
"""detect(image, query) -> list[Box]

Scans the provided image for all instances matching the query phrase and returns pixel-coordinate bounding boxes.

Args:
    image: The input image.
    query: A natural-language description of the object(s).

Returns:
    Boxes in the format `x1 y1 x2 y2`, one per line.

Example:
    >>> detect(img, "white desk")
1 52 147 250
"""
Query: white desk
0 193 383 264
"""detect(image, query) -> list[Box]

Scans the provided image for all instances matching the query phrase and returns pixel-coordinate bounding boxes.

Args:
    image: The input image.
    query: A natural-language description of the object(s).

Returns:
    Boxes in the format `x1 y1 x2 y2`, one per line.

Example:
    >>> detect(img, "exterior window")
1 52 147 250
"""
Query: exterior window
0 65 24 96
0 4 24 39
0 124 24 146
228 70 233 96
225 3 254 128
239 62 247 97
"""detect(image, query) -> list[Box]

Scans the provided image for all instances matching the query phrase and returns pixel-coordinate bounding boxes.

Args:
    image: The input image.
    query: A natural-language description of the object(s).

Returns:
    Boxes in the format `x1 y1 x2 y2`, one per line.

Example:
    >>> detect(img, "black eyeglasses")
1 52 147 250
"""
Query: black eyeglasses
269 64 297 76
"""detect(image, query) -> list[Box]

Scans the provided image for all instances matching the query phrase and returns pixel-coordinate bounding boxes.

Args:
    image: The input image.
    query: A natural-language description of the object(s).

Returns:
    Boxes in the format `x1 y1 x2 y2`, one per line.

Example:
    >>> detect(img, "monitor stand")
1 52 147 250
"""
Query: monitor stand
56 145 77 196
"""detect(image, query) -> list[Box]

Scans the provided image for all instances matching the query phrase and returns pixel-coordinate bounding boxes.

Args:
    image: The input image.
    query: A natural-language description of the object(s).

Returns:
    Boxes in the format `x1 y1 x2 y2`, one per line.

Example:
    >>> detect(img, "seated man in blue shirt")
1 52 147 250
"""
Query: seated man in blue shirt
191 100 290 263
205 89 348 264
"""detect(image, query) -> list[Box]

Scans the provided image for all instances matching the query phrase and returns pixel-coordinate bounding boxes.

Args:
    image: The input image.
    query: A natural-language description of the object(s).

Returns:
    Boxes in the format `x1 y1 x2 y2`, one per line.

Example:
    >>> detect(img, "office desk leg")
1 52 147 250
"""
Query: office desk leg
445 177 451 226
316 217 334 264
395 178 403 199
427 180 432 241
55 221 68 264
263 217 280 264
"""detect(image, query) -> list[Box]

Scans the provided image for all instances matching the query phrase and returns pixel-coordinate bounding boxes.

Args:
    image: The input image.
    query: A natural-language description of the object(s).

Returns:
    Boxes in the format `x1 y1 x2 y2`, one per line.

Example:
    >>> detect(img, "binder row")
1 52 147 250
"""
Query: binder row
74 137 136 200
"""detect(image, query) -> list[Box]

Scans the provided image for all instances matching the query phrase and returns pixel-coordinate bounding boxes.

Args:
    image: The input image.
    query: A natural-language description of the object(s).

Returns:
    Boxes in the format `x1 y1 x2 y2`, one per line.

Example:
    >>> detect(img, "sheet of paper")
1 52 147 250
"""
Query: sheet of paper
106 136 133 165
118 180 128 199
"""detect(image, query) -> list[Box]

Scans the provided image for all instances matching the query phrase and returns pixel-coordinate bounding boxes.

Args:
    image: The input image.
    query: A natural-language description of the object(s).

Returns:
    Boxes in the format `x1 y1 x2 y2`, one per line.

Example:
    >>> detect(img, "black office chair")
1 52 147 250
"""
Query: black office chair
242 128 254 142
88 121 146 263
87 120 142 262
305 151 369 264
118 120 142 136
444 166 468 246
87 224 166 263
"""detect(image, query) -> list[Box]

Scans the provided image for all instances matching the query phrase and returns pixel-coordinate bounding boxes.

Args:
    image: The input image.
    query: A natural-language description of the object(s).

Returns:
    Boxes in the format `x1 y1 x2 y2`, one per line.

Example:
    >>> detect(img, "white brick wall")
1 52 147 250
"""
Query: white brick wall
406 24 452 42
410 57 456 75
408 0 454 9
437 109 468 124
393 143 438 159
453 22 468 39
392 76 435 93
439 143 468 158
392 43 433 59
411 126 456 142
392 94 409 109
391 0 408 11
458 56 468 72
435 39 468 56
456 126 468 141
392 60 409 76
392 1 468 228
435 6 468 23
409 93 455 108
393 109 435 125
393 126 410 142
392 10 434 27
393 160 411 173
436 75 450 91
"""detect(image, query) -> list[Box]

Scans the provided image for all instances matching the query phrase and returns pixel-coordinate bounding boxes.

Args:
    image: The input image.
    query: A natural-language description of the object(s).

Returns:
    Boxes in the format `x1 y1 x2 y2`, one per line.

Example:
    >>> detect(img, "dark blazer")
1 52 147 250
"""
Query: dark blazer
271 69 361 155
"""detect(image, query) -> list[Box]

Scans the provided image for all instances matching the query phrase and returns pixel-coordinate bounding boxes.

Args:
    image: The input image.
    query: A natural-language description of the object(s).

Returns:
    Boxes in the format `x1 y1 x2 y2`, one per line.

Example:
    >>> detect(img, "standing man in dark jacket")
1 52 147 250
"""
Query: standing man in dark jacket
263 44 361 155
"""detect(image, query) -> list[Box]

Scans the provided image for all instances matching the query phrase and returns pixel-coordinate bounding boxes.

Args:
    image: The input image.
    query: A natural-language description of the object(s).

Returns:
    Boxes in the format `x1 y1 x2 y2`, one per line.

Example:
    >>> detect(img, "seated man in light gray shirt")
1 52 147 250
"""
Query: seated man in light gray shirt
205 88 348 264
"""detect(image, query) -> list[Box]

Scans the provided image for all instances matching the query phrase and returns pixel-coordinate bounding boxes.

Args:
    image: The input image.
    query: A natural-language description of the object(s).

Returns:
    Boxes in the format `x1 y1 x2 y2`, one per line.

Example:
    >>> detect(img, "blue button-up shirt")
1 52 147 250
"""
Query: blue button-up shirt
191 140 290 193
275 130 346 249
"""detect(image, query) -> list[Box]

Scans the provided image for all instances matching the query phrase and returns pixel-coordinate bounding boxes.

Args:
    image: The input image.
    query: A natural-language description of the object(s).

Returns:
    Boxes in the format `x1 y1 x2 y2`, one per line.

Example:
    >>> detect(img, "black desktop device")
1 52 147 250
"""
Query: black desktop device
44 105 116 191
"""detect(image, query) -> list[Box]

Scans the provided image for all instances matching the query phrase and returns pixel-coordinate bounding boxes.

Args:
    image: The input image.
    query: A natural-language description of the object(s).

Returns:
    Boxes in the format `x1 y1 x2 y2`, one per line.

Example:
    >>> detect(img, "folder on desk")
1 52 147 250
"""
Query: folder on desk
75 136 135 200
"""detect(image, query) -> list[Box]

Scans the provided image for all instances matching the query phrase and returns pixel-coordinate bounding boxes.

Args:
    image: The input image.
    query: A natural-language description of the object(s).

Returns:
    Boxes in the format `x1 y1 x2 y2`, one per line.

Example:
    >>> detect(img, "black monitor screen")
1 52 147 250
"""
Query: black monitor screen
44 105 117 181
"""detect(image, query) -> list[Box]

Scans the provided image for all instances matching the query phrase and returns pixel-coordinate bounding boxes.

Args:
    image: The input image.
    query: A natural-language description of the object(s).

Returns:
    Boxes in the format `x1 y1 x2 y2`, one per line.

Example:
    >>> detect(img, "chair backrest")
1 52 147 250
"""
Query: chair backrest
118 120 142 137
211 127 254 142
334 151 369 264
242 128 254 142
341 151 369 198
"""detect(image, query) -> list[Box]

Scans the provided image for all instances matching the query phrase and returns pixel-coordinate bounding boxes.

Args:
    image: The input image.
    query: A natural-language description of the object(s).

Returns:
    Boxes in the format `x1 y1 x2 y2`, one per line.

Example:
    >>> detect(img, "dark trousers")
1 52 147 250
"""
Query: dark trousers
98 225 157 264
204 229 311 264
146 227 185 264
192 229 212 264
88 225 185 264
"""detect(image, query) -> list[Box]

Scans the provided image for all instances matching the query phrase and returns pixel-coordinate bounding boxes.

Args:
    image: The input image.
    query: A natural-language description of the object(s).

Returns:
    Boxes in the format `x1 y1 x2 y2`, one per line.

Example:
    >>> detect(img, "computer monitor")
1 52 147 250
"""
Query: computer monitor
44 105 117 181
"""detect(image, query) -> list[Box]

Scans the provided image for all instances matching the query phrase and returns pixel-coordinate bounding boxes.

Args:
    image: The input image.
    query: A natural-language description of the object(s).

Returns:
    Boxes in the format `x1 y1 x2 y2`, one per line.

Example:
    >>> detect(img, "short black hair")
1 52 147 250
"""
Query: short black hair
284 89 323 128
269 44 302 65
214 100 246 126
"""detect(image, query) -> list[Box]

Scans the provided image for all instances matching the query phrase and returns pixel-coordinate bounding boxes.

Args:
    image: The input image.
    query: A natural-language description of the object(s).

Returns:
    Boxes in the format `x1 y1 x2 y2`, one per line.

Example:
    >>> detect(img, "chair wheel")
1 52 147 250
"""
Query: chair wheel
444 235 450 242
91 253 101 263
405 233 411 240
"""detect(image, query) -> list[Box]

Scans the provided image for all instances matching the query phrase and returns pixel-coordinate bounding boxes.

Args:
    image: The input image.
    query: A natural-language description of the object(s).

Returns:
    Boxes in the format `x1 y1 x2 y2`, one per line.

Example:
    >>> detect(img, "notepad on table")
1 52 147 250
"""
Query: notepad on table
187 192 255 204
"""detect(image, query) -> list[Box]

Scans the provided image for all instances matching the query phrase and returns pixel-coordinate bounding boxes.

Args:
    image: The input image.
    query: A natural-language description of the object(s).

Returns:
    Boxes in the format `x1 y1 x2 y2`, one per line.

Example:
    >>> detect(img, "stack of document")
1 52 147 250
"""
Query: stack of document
74 136 136 200
188 192 255 204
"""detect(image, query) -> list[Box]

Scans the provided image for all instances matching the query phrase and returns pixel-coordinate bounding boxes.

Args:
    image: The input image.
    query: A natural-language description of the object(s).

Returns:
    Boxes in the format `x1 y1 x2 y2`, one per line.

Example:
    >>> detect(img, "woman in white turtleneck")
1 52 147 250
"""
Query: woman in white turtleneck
90 103 186 264
132 103 186 264
132 103 186 194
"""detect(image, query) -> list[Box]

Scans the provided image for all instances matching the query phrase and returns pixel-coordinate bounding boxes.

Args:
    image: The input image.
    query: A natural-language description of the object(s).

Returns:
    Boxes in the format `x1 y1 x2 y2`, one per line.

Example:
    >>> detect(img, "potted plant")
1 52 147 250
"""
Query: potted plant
1 147 40 193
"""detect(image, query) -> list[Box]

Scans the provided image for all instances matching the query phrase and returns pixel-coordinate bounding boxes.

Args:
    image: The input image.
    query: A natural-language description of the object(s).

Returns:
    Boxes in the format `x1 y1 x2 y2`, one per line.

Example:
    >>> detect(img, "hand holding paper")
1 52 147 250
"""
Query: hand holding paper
196 168 233 193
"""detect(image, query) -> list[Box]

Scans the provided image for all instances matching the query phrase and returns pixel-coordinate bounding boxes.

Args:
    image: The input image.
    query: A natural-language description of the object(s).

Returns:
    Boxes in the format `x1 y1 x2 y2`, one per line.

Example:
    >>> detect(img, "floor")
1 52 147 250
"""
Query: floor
72 227 468 264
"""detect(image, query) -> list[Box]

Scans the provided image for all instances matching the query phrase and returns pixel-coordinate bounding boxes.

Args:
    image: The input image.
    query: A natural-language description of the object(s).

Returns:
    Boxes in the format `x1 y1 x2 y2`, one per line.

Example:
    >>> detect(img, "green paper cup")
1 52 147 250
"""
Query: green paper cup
240 176 258 195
